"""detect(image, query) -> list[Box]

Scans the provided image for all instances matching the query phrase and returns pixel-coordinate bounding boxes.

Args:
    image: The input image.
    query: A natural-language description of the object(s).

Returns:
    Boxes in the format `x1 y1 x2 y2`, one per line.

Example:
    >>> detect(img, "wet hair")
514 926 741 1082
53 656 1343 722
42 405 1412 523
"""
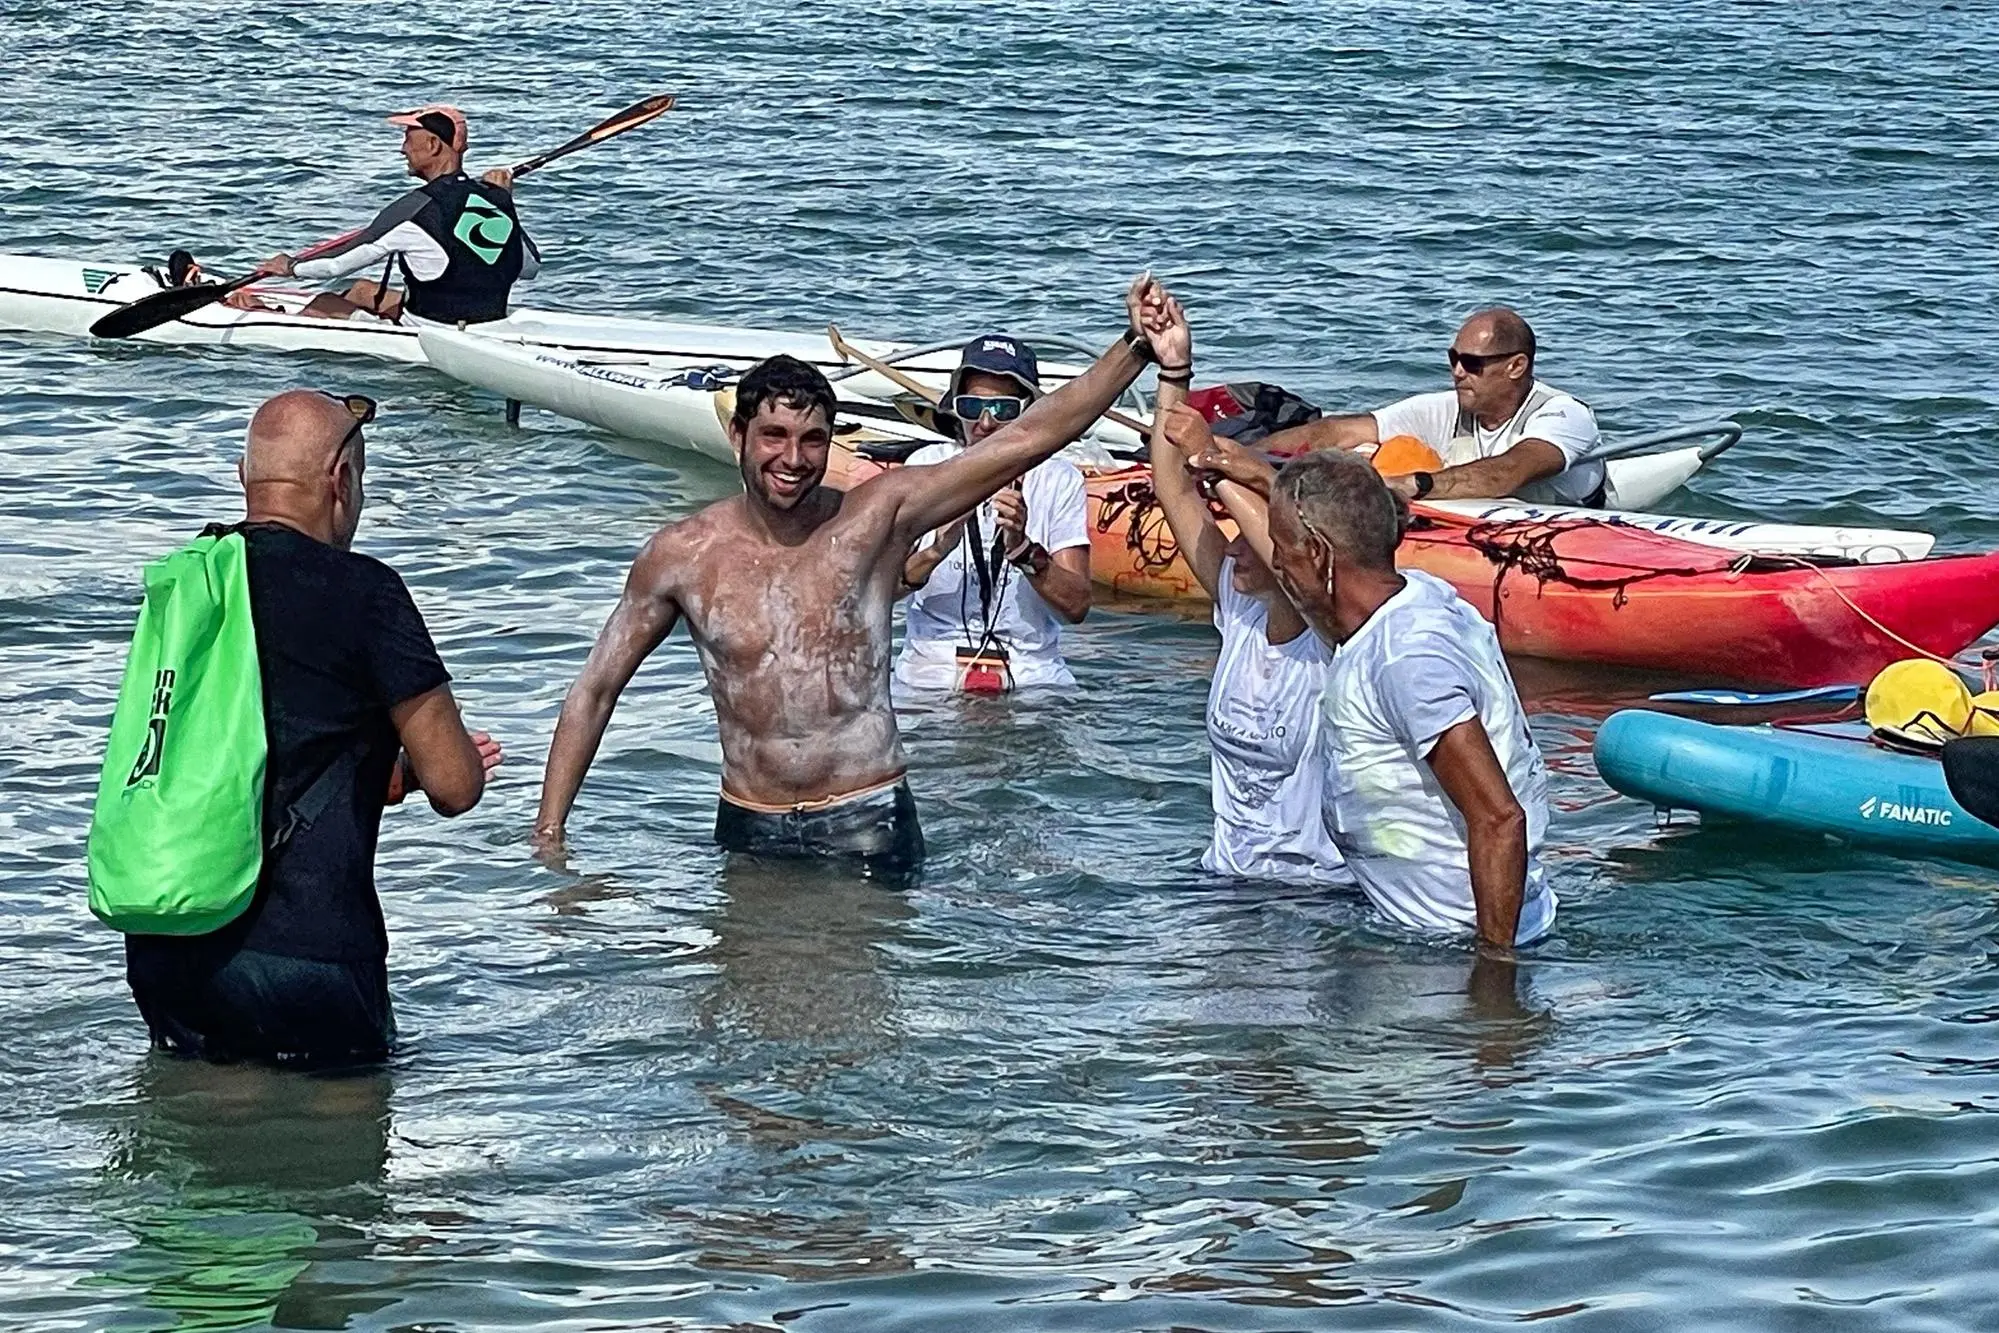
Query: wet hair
731 354 837 434
1273 451 1402 571
1472 306 1537 366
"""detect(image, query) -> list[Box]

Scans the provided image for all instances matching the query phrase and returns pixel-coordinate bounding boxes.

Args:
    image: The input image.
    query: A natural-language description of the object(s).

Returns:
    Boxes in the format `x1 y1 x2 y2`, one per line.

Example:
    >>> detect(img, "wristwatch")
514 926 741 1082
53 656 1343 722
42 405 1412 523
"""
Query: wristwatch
1010 542 1051 576
1411 471 1435 499
1119 326 1157 365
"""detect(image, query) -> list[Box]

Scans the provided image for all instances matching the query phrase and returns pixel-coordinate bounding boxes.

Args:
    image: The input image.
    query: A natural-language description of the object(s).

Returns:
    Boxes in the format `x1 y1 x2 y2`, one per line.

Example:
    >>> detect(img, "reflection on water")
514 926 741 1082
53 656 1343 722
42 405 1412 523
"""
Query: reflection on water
701 855 915 1051
89 1059 392 1331
680 857 920 1282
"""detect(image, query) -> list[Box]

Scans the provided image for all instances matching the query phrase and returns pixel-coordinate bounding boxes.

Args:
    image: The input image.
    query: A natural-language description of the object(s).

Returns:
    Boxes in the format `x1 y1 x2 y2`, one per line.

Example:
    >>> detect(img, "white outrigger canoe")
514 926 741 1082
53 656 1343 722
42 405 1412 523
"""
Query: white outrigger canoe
413 321 1837 554
0 252 1133 403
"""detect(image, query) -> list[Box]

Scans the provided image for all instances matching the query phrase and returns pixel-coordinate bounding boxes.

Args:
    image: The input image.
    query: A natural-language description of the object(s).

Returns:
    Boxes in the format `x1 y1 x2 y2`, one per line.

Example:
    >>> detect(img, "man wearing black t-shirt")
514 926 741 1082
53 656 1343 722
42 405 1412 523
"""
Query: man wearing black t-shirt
124 390 500 1066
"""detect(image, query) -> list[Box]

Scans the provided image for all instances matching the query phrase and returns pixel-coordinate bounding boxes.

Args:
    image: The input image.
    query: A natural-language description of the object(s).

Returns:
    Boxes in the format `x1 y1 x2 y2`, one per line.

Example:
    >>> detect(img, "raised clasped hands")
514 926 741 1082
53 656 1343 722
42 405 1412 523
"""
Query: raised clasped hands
1124 272 1190 364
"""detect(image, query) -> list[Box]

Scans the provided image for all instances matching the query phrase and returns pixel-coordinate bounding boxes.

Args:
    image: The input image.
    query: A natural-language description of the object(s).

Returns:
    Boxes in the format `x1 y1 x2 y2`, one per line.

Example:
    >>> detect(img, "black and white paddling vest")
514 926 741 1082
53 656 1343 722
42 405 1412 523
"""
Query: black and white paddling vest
399 173 526 324
1450 382 1606 507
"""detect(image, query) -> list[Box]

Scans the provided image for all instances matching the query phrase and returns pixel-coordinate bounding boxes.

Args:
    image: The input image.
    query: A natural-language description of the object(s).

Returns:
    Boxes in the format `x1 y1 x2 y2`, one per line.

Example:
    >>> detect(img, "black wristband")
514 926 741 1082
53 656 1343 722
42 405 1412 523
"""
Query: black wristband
1009 542 1050 575
1120 326 1157 365
1411 470 1435 499
1157 370 1193 386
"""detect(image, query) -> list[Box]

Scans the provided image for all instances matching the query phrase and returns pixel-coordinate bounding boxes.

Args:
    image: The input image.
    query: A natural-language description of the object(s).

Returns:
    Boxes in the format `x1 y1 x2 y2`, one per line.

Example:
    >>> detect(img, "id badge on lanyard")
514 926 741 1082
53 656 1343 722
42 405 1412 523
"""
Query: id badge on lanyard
956 501 1015 694
954 643 1013 694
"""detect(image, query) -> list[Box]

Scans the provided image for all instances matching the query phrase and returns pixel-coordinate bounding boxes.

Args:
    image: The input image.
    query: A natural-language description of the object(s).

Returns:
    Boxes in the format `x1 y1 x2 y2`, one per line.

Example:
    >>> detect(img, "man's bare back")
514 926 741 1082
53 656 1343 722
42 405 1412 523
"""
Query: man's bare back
534 276 1189 869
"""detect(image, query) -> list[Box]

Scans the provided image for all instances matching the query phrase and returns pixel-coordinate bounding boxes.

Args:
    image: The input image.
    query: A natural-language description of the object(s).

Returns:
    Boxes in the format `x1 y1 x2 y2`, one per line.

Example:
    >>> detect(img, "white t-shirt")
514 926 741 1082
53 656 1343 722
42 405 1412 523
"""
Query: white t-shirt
1372 381 1604 506
1318 570 1556 944
1205 561 1350 885
894 443 1090 691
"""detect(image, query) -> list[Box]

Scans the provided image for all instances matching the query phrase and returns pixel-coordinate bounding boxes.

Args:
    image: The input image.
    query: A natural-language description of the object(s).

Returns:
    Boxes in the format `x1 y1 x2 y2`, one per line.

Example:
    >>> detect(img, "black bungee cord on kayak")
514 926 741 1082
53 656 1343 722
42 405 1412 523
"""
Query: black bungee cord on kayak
1094 476 1179 574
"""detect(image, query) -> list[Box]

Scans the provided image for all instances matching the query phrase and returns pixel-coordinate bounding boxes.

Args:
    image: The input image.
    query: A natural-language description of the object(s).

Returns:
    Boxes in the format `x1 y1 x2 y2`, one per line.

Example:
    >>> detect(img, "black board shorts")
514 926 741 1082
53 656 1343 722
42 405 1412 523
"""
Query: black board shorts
714 780 926 880
126 942 395 1068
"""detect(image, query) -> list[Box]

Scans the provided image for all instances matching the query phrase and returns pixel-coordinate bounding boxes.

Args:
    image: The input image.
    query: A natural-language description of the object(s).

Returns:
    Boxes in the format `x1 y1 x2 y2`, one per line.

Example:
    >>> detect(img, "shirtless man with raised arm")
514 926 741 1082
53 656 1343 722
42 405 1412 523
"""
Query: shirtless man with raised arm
535 275 1185 876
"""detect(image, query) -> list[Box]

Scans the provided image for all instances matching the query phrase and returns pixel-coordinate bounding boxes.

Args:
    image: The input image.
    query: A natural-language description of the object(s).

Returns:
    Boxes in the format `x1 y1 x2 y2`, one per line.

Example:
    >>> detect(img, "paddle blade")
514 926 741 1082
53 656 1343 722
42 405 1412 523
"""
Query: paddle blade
512 94 676 177
1944 737 1999 829
1648 684 1863 707
88 275 251 339
585 94 675 142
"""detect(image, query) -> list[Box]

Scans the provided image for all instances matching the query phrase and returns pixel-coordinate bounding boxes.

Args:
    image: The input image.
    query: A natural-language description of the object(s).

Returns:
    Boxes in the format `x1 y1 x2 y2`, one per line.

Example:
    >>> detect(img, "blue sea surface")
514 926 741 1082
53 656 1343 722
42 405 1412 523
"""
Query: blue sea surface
4 1 1999 1328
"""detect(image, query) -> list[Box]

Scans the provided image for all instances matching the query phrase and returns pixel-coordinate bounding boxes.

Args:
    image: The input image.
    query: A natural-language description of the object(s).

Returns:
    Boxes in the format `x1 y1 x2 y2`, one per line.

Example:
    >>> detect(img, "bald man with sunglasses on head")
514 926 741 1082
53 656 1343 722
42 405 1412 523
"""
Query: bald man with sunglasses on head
122 390 502 1066
1260 307 1605 508
895 334 1094 694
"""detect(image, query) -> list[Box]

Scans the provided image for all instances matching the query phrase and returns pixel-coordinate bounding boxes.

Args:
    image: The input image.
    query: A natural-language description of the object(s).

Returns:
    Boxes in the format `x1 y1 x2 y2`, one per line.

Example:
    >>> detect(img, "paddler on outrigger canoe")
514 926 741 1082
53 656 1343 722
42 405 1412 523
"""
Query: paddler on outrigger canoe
248 104 539 324
533 275 1187 876
1262 307 1607 507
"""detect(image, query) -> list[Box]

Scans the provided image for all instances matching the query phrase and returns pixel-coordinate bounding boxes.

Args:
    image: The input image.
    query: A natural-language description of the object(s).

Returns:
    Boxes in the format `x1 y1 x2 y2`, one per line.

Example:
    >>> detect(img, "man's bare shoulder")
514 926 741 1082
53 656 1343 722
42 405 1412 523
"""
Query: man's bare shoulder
628 496 747 586
833 461 941 534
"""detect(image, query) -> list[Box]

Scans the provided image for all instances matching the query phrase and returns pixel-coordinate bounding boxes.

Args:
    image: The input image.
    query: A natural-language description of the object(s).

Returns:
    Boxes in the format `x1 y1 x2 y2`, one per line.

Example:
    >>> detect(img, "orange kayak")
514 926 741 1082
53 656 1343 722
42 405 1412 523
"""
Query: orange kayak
827 449 1206 600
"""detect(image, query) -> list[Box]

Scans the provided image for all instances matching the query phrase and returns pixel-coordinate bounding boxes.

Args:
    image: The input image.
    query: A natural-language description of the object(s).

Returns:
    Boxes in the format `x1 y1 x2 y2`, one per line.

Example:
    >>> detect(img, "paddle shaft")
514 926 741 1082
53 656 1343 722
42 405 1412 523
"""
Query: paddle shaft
208 227 361 299
828 325 1153 440
510 94 674 177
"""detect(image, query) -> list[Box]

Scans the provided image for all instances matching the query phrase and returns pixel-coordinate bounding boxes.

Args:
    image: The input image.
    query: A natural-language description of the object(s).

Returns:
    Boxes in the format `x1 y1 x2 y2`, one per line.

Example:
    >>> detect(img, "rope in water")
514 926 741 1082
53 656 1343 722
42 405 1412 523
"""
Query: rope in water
1746 553 1996 689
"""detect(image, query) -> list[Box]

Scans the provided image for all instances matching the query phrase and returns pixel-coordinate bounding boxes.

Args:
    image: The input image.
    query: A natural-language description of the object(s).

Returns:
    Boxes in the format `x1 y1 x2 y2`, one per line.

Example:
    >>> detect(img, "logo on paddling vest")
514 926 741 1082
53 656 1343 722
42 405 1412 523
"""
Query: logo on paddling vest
1858 796 1952 827
453 196 516 265
124 669 175 788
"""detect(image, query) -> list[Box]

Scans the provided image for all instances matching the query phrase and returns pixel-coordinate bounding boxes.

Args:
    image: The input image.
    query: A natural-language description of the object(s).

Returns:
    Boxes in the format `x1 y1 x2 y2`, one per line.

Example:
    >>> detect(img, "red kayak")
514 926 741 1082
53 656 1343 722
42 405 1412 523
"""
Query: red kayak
838 451 1999 688
1399 508 1999 687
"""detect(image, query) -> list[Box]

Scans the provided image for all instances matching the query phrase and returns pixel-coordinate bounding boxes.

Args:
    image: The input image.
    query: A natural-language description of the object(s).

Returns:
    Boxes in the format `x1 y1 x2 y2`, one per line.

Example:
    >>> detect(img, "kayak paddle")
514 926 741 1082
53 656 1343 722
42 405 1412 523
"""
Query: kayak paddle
508 93 675 176
87 230 359 339
89 94 677 340
827 324 1156 444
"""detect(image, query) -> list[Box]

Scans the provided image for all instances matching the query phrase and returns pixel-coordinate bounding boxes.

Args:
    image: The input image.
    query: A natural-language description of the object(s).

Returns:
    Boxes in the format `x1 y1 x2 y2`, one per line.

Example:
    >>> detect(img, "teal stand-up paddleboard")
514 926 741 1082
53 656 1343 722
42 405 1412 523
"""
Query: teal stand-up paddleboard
1595 710 1999 863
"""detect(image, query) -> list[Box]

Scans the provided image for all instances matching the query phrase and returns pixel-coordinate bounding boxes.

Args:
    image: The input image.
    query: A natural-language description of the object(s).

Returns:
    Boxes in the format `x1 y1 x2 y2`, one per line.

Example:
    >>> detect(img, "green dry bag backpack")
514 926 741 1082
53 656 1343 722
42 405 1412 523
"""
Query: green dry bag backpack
87 527 267 934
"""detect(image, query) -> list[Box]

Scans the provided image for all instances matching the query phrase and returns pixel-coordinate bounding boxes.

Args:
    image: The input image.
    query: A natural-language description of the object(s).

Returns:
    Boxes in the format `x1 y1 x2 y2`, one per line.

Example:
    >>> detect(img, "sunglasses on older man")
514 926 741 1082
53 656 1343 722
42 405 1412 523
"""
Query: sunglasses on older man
1447 348 1527 376
317 391 378 454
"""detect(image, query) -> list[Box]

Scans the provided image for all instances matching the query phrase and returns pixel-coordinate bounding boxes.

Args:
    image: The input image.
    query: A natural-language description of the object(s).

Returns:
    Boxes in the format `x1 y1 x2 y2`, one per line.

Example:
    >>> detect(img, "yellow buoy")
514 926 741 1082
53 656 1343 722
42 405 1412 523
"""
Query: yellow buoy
1864 659 1972 747
1969 690 1999 737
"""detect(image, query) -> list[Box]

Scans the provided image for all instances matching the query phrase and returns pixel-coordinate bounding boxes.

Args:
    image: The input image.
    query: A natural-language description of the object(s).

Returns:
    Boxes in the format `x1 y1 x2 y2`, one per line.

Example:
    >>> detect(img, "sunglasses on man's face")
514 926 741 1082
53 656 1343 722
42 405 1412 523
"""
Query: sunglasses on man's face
952 393 1027 424
1447 348 1526 376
